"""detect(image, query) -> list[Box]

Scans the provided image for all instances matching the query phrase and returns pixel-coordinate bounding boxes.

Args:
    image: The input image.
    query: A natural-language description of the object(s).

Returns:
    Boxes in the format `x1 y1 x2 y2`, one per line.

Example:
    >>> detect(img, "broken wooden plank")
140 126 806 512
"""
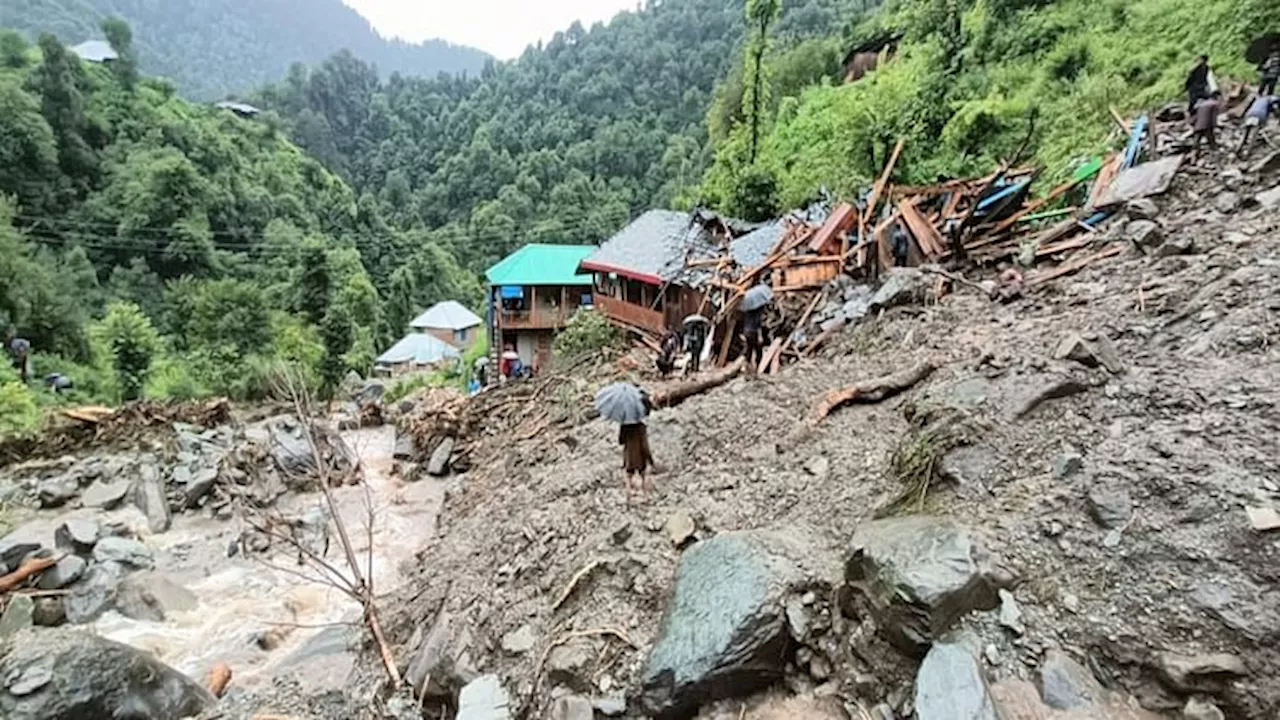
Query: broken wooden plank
758 338 784 374
865 139 905 221
808 202 858 255
1027 244 1125 287
898 197 946 257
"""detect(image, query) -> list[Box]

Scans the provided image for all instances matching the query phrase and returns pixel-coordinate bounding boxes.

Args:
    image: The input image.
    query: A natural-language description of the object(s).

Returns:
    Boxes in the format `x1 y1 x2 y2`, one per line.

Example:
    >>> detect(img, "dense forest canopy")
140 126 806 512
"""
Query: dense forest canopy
2 0 492 99
254 0 867 273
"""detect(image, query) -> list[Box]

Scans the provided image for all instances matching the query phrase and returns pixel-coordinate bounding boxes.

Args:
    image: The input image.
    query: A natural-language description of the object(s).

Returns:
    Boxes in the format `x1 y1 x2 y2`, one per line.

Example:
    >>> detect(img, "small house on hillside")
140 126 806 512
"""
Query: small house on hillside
71 40 118 63
374 333 461 377
485 244 596 372
579 210 719 335
411 301 483 350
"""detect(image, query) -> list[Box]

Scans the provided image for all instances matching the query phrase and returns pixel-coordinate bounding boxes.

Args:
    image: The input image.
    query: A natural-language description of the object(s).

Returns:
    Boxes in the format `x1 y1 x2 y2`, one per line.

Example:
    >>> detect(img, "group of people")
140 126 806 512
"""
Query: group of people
655 316 710 378
3 327 74 393
1185 45 1279 157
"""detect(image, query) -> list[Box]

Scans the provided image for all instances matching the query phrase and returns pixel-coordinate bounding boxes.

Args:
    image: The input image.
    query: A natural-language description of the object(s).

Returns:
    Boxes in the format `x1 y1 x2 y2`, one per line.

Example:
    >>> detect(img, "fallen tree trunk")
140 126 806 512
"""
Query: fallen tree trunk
0 555 60 593
812 363 937 423
652 358 745 409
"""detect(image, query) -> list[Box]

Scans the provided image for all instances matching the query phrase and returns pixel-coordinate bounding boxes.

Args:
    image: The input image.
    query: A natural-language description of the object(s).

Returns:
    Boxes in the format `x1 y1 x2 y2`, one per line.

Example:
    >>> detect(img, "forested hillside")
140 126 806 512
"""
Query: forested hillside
2 0 491 99
255 0 866 273
0 26 478 430
700 0 1280 217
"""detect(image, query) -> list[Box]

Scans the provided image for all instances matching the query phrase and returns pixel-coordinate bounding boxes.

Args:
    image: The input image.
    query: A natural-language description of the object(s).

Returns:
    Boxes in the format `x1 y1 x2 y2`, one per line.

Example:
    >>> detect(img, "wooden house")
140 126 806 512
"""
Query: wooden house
410 301 483 350
485 244 596 372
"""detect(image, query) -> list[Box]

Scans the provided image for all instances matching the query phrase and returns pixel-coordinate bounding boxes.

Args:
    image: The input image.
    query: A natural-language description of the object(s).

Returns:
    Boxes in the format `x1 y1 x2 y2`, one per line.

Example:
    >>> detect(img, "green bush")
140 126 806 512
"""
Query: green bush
553 308 622 361
144 357 209 401
90 302 162 402
0 363 39 438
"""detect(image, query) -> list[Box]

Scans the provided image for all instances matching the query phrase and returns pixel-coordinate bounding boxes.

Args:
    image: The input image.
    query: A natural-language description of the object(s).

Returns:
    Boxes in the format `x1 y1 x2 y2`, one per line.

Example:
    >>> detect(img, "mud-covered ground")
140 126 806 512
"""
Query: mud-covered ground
380 154 1280 719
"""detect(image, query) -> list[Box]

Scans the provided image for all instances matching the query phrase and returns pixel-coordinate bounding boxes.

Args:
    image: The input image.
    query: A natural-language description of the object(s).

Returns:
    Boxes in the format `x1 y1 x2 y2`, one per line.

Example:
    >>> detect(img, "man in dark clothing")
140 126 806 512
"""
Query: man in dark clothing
743 307 764 374
684 322 707 375
656 331 680 378
1186 55 1211 113
1261 48 1280 97
1192 91 1222 158
891 223 910 267
3 327 30 384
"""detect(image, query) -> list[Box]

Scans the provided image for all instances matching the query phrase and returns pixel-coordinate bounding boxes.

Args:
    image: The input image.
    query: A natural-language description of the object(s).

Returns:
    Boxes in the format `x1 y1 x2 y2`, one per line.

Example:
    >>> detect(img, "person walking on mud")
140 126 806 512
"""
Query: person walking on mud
595 381 655 506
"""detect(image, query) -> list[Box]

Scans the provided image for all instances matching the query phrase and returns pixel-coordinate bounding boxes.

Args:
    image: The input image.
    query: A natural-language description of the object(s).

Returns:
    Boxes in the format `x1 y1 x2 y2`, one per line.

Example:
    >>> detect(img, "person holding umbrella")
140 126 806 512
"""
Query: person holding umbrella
595 382 655 505
741 284 774 375
682 314 710 375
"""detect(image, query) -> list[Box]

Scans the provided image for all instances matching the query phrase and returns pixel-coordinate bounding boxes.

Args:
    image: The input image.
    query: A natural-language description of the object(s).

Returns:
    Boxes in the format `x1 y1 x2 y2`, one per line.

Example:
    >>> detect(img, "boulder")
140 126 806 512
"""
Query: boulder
92 537 154 569
1154 652 1247 693
183 468 219 509
1124 198 1160 221
81 480 130 510
998 589 1024 635
550 696 594 720
30 599 66 628
115 573 198 622
1054 333 1123 374
870 268 930 311
914 640 1000 720
1039 649 1104 710
427 437 455 477
1254 185 1280 210
405 609 480 699
1213 191 1240 214
36 477 79 509
1053 452 1084 479
845 516 1003 656
36 555 86 590
547 640 595 691
53 519 100 555
0 540 41 575
1125 219 1164 248
639 529 840 718
664 510 696 547
64 561 125 624
456 674 511 720
1088 487 1133 529
499 624 536 656
393 431 416 461
1182 697 1225 720
0 595 35 638
0 626 214 720
132 467 171 534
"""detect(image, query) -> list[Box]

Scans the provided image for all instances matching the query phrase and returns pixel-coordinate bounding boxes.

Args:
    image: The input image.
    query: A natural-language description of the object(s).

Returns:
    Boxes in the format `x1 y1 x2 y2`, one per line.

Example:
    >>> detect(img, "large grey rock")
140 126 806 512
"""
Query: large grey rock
456 674 511 720
0 626 214 719
0 539 41 574
36 555 86 590
1054 333 1123 374
1088 487 1133 529
183 468 218 509
547 640 594 691
92 537 154 568
1183 697 1225 720
393 432 416 461
914 640 999 720
264 415 314 474
870 268 930 311
1125 219 1164 248
550 695 594 720
845 516 1003 656
405 609 480 699
64 562 125 624
1039 649 1105 710
274 625 358 694
500 624 535 655
1124 198 1160 220
0 595 35 638
132 468 171 534
640 529 840 718
115 573 198 622
37 477 79 509
1154 652 1247 693
1254 185 1280 210
54 519 100 555
427 437 455 477
81 480 130 510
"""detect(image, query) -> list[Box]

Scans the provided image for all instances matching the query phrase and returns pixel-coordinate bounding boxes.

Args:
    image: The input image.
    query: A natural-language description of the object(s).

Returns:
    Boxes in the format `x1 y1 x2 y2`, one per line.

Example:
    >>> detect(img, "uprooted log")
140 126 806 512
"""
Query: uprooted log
0 555 61 593
652 358 746 409
812 362 937 423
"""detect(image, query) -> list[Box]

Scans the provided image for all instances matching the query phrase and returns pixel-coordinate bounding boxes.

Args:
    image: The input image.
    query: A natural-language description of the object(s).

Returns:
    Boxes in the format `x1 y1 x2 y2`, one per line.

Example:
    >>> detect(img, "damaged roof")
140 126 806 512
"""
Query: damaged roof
730 220 787 268
580 210 718 286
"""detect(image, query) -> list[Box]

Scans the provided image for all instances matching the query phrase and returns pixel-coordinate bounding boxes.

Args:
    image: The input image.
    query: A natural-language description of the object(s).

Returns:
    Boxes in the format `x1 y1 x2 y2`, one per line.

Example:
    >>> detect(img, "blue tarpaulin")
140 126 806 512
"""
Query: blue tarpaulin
500 285 525 299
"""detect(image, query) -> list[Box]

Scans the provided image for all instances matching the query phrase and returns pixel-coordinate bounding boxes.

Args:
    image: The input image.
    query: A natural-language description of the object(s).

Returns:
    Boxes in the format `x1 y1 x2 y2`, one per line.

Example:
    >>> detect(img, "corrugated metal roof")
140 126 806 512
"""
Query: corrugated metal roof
375 333 462 366
730 220 786 268
71 40 118 63
485 244 596 286
409 301 482 330
580 210 718 285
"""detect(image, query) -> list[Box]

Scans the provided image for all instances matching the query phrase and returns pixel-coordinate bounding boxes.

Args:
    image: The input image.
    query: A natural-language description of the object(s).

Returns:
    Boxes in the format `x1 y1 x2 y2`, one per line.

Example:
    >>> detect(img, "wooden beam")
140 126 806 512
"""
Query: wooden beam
865 139 905 222
897 198 946 258
1027 244 1125 287
758 338 784 374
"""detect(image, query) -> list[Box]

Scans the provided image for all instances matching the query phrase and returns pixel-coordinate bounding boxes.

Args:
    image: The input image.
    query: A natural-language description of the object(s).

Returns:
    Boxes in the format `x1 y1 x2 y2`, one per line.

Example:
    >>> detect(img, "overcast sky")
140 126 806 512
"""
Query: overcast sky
342 0 639 59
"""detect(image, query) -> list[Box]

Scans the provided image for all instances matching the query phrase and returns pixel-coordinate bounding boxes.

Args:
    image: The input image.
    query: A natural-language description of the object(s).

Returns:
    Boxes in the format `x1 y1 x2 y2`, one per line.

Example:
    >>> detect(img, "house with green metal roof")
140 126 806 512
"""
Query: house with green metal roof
484 244 597 373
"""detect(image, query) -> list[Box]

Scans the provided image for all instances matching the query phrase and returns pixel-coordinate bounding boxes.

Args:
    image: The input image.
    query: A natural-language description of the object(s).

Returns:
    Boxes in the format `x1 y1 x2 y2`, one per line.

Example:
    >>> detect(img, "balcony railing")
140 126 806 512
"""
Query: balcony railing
595 294 665 334
497 306 574 330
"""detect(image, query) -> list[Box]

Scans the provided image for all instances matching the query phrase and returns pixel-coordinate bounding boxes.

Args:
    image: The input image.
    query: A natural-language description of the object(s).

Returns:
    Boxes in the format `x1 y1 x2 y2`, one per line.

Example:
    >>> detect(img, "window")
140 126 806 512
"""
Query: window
455 328 469 343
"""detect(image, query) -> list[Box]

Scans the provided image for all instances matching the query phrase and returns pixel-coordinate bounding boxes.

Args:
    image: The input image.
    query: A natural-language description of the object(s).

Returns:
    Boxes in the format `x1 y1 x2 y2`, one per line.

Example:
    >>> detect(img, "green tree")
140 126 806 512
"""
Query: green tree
0 30 29 69
294 244 331 324
31 34 98 191
319 304 353 398
744 0 783 163
91 302 161 401
102 17 138 90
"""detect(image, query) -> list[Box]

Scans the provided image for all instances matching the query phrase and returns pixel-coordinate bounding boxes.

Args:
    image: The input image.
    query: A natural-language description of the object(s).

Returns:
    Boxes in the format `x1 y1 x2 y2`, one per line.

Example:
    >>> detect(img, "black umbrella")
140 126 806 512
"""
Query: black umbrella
682 314 710 326
1247 33 1280 65
741 284 775 312
594 382 649 425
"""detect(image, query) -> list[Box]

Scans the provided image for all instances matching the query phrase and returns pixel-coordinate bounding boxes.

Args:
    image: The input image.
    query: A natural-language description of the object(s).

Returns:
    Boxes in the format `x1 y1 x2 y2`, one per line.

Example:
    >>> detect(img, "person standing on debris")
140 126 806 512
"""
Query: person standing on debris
1237 93 1277 157
1191 91 1222 157
1259 47 1280 96
656 330 680 378
742 305 764 374
683 320 707 375
1185 55 1212 113
3 327 30 384
891 223 910 267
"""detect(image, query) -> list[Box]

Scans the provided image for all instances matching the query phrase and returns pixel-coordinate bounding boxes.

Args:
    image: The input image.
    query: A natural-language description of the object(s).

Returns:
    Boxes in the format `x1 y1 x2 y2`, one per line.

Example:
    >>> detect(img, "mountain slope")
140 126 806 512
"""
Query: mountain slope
3 0 492 99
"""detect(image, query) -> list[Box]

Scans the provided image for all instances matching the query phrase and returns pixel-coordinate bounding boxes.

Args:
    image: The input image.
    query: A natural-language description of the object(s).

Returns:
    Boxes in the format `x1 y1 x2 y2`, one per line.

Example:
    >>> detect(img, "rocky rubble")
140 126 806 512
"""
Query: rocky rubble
365 140 1280 720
